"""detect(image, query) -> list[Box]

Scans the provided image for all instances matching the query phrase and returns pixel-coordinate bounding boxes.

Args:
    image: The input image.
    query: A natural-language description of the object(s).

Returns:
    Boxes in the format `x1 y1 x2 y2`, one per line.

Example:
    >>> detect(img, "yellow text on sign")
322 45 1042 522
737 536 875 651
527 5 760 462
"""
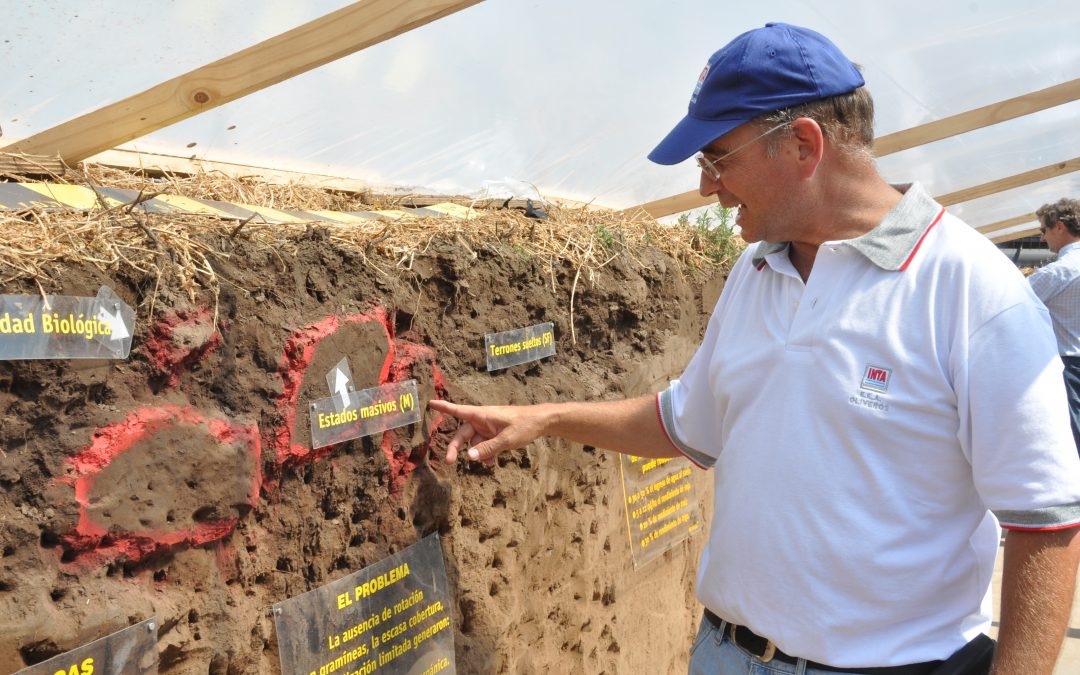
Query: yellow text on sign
53 658 94 675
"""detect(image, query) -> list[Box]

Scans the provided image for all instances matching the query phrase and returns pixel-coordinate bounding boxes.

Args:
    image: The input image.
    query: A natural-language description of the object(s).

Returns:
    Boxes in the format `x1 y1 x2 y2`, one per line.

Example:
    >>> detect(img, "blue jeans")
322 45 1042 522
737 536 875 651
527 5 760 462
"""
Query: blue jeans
688 616 864 675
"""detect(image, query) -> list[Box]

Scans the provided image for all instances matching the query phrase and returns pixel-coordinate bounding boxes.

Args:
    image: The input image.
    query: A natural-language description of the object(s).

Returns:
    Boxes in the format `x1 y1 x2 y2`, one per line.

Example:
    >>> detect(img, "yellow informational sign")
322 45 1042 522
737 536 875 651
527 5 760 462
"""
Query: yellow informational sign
618 453 700 568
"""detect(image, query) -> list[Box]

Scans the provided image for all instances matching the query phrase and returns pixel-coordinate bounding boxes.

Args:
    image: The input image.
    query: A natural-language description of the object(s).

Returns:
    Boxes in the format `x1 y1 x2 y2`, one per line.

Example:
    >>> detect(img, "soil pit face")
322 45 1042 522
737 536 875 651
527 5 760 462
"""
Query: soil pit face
0 216 724 675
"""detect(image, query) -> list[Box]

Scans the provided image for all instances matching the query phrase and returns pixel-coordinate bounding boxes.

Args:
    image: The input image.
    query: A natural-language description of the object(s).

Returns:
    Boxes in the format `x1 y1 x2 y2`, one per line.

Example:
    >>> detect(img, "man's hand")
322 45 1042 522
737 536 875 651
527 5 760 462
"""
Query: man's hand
428 400 549 464
428 395 680 466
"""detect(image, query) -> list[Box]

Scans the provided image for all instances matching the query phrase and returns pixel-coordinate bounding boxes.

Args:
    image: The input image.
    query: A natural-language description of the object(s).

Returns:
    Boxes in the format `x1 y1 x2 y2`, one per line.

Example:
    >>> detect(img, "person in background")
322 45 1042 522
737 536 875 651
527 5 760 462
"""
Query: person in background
1029 197 1080 455
430 23 1080 675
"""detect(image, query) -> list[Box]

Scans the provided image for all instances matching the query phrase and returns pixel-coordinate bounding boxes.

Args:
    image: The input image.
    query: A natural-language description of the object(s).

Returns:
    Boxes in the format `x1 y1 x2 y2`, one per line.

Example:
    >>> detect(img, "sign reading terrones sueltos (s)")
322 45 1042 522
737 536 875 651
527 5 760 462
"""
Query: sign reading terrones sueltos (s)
309 379 422 450
273 533 456 675
12 616 158 674
0 286 135 360
618 454 700 569
484 322 555 371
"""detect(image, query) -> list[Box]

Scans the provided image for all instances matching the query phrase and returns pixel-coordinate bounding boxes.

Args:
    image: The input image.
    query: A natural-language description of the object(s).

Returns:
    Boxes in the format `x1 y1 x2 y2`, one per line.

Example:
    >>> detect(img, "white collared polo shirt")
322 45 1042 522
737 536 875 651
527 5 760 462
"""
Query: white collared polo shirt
657 183 1080 668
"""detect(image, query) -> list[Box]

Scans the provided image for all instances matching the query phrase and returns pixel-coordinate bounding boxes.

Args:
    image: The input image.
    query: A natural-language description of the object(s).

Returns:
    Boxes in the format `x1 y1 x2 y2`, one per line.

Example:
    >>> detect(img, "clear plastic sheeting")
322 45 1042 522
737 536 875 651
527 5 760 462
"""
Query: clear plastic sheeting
2 1 1078 230
877 99 1080 232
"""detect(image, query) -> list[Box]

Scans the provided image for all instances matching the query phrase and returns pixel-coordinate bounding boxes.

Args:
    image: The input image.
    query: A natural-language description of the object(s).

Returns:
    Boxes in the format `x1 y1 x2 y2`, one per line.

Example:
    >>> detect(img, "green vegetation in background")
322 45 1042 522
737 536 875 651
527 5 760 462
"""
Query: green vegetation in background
678 205 743 266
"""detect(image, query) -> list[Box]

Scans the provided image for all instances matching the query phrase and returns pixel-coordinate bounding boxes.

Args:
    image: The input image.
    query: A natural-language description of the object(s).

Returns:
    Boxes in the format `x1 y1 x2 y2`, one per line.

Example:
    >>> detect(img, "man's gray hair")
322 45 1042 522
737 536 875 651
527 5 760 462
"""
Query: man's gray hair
755 80 876 163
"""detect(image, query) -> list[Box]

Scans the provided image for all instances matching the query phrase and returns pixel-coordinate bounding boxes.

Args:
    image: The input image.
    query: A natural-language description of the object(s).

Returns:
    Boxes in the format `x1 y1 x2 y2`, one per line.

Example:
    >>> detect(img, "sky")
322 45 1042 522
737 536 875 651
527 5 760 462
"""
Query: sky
2 0 1079 234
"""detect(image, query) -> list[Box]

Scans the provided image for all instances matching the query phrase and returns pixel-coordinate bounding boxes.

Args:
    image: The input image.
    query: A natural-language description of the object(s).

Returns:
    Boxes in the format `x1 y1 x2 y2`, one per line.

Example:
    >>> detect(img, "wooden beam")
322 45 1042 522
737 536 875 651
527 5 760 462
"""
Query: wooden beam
0 0 482 163
629 190 707 221
632 78 1080 219
936 157 1080 206
975 212 1035 234
86 146 373 192
873 79 1080 157
989 226 1040 244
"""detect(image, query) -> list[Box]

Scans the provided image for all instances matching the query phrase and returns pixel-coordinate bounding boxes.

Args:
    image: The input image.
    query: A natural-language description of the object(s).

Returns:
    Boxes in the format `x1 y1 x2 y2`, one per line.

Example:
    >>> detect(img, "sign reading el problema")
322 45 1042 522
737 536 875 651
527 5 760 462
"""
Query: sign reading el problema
274 533 455 675
13 616 158 674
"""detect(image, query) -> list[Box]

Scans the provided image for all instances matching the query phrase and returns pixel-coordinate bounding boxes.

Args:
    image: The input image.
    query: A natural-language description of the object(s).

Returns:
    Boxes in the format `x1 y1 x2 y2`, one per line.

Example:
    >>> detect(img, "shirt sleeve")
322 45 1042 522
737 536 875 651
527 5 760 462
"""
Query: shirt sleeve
1029 265 1064 305
958 300 1080 530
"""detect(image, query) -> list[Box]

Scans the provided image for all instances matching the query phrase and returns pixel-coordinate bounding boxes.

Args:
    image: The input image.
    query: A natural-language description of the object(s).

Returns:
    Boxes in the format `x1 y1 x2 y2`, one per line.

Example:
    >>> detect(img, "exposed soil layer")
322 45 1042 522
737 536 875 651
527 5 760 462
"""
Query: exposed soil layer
0 225 721 674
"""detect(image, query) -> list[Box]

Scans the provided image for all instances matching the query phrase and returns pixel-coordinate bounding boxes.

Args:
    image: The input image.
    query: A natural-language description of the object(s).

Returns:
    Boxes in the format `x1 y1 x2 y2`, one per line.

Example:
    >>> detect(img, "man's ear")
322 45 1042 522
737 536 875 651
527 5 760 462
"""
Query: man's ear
789 117 824 177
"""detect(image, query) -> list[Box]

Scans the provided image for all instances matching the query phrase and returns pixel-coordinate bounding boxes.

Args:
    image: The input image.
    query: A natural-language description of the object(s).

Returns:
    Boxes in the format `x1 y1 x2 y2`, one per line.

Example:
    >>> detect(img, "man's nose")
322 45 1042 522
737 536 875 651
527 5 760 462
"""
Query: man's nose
699 170 722 198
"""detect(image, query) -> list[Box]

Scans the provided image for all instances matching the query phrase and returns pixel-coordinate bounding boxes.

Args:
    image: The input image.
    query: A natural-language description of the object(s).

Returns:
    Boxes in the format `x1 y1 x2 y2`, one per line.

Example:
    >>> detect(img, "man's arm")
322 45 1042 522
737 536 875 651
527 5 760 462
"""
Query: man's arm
992 527 1080 675
1028 265 1063 306
427 395 681 463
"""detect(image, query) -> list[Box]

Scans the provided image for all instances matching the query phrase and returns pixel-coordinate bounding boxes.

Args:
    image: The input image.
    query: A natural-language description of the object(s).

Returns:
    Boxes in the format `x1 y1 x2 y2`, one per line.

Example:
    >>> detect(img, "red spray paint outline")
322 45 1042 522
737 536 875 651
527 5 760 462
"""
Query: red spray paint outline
269 310 448 491
52 308 445 567
56 405 261 568
142 308 223 388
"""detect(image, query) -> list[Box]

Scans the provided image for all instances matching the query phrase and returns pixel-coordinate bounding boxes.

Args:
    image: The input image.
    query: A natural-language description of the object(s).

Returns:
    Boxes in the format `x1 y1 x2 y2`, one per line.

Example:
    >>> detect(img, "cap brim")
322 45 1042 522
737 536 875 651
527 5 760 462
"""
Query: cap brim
647 114 749 165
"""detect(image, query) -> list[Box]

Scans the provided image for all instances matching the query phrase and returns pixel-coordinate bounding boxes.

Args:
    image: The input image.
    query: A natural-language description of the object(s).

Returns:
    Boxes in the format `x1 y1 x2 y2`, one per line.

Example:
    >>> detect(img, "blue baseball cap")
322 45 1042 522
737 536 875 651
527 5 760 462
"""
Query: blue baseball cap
648 22 864 165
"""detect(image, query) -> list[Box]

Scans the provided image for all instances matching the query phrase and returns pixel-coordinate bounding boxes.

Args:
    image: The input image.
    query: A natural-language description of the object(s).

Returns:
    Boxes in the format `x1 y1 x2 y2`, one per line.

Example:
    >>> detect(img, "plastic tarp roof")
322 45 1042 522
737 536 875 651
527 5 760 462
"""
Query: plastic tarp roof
3 0 1078 236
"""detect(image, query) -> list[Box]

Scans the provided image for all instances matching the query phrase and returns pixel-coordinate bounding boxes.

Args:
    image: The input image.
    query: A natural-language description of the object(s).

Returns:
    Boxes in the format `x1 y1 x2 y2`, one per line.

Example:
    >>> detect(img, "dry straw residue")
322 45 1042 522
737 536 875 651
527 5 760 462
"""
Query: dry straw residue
0 166 740 313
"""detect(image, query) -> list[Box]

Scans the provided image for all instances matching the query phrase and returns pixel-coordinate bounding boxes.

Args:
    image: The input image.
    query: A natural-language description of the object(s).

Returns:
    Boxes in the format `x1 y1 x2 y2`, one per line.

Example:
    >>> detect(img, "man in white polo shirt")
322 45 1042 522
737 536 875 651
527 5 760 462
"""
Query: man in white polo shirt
1029 198 1080 456
429 23 1080 675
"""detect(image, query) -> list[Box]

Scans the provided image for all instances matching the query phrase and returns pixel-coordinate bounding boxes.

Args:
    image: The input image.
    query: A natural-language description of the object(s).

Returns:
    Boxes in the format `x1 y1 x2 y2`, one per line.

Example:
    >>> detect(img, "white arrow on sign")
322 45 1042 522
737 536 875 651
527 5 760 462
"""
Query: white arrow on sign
332 365 350 400
325 356 355 410
97 303 130 341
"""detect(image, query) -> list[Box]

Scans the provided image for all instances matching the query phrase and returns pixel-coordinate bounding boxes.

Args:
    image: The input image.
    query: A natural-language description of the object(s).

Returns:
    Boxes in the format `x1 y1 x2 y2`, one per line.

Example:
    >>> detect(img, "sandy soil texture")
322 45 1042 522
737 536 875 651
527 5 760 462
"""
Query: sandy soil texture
0 229 722 674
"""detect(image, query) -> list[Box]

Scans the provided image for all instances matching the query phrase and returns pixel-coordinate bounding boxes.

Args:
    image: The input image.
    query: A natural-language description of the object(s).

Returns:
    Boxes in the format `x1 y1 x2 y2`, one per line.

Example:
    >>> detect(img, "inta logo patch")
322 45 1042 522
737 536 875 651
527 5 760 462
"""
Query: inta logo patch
861 365 892 393
691 63 710 104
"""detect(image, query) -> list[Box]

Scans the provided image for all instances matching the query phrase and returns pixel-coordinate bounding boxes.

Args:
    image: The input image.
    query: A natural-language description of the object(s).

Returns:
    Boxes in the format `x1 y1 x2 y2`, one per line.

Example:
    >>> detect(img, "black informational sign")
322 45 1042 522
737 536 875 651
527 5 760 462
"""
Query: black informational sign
273 533 456 675
13 617 158 674
483 322 555 371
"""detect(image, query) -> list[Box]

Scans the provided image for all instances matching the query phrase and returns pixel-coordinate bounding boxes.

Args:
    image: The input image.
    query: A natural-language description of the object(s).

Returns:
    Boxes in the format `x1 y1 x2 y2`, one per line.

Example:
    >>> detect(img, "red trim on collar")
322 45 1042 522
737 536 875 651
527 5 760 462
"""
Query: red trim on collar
899 207 945 271
755 259 768 271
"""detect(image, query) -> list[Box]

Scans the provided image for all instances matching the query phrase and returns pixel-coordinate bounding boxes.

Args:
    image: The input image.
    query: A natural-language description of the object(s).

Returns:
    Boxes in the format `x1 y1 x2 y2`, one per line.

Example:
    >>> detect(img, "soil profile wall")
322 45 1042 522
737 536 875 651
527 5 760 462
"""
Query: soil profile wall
0 223 722 674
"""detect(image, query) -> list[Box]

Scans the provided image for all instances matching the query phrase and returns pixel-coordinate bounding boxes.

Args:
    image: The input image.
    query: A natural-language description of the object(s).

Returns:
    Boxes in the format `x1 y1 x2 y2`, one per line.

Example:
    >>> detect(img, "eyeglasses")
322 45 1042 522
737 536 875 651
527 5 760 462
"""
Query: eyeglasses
695 121 791 181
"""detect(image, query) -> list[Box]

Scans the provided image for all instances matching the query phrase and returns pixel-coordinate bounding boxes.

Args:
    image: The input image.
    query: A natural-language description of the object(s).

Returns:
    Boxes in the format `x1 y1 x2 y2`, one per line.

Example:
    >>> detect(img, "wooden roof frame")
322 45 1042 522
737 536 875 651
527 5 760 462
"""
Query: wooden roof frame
0 5 1072 244
0 0 482 163
631 78 1080 226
